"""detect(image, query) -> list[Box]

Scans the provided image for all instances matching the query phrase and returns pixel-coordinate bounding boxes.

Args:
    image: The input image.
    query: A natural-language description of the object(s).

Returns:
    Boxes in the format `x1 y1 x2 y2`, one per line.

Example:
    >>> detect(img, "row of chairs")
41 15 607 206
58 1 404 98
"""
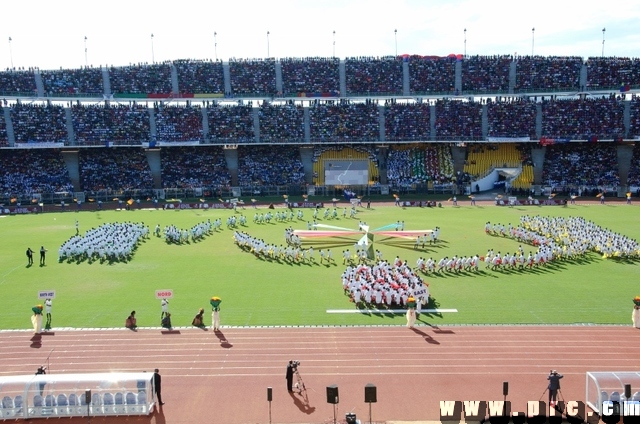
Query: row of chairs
602 390 640 402
1 391 149 419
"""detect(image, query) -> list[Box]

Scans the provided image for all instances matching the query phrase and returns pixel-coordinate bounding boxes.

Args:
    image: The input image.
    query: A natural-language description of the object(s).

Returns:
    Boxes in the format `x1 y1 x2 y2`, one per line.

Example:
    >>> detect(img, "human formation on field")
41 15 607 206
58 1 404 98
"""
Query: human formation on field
45 202 640 330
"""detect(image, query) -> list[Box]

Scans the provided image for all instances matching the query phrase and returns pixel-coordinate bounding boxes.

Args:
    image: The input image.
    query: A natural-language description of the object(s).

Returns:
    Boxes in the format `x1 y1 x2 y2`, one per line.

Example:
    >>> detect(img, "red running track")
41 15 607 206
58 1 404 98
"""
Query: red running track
1 325 639 424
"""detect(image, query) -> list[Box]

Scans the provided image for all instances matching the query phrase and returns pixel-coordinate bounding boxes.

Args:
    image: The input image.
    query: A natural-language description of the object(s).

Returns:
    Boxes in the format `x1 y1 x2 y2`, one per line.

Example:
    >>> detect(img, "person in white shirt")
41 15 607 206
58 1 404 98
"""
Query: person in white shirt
44 299 53 329
161 298 169 320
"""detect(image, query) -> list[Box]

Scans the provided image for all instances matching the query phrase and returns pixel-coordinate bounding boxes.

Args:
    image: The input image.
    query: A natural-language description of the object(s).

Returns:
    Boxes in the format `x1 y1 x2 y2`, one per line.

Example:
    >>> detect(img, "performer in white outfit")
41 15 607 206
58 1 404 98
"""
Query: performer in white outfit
633 305 640 329
44 299 52 330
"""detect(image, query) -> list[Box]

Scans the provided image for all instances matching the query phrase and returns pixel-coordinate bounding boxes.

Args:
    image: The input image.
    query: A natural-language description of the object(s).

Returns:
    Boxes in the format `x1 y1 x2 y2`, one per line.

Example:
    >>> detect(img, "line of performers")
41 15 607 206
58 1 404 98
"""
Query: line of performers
234 230 335 264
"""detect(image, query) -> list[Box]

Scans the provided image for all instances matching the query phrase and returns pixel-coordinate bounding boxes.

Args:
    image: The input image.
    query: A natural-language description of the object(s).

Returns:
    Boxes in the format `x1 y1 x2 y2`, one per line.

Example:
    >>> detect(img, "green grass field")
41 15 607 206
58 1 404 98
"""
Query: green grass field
1 201 638 329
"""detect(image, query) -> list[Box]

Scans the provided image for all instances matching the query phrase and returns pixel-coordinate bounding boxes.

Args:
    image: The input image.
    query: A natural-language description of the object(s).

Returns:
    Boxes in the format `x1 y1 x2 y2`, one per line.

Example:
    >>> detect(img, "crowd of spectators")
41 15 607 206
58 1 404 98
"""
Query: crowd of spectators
345 56 403 95
237 145 305 186
486 98 538 138
11 102 68 144
628 96 640 138
541 96 625 139
384 101 431 141
0 112 7 147
71 103 151 145
258 101 305 143
41 67 103 96
281 57 340 95
586 57 640 90
408 56 456 94
434 99 483 140
309 100 379 142
229 58 276 96
109 62 173 94
154 104 203 143
79 148 154 192
541 143 619 188
386 145 454 187
0 69 36 94
174 59 224 95
461 55 512 93
0 149 74 196
628 143 640 188
4 56 640 99
206 103 255 143
160 146 230 189
515 56 583 92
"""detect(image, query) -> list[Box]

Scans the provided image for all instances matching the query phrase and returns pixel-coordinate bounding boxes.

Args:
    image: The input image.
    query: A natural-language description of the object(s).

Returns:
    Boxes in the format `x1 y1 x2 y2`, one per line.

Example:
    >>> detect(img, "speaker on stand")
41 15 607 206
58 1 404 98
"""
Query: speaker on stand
364 384 377 424
326 385 339 424
503 381 509 416
267 387 272 424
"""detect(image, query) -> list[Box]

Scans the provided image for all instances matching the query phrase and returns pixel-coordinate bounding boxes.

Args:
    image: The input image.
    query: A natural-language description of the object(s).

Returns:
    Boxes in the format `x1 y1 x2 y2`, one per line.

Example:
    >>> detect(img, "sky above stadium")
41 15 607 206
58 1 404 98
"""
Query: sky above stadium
2 0 640 70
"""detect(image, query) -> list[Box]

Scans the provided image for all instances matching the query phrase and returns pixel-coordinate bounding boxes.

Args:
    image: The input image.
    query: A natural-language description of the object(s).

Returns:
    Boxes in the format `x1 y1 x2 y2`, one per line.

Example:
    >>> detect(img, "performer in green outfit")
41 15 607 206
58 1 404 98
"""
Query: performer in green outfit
31 304 43 334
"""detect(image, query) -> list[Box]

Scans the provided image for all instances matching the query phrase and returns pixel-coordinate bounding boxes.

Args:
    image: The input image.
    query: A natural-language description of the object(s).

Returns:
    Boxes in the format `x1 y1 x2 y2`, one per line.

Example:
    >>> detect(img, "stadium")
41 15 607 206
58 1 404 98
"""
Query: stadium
1 38 640 424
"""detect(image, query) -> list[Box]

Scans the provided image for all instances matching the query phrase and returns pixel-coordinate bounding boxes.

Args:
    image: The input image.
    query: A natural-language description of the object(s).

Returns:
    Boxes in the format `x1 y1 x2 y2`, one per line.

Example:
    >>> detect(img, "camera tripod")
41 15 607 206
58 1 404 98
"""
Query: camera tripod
293 369 307 396
539 387 565 405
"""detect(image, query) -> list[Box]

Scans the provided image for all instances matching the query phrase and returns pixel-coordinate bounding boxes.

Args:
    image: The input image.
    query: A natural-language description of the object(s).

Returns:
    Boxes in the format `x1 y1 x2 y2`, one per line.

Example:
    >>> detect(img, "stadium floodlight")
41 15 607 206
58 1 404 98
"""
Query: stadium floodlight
602 28 606 57
394 29 397 57
531 27 535 56
8 36 13 69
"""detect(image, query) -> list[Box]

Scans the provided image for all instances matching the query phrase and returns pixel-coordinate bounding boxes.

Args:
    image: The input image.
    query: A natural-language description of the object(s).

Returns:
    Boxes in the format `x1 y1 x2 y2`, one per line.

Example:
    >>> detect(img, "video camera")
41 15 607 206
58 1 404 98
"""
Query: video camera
549 369 559 376
36 366 47 375
290 360 300 371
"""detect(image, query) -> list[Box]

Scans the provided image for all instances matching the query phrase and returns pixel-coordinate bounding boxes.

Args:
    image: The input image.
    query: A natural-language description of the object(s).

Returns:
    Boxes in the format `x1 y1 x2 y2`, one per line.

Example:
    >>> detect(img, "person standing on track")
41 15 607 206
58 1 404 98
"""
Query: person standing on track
286 361 295 392
153 369 164 405
547 370 563 407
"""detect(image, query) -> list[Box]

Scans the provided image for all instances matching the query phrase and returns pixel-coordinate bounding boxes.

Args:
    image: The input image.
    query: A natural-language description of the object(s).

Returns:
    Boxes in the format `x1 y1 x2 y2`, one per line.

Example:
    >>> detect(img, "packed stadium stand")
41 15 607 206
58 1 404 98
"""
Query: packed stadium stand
1 55 639 204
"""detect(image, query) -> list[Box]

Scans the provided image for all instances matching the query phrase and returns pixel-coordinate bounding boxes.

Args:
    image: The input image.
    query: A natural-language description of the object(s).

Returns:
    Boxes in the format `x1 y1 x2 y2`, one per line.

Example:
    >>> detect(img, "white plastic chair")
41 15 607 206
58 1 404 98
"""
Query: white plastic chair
125 392 138 413
91 392 103 416
13 396 23 417
103 392 115 414
56 394 69 416
137 391 148 414
43 394 56 416
2 396 14 417
114 392 126 415
30 395 43 417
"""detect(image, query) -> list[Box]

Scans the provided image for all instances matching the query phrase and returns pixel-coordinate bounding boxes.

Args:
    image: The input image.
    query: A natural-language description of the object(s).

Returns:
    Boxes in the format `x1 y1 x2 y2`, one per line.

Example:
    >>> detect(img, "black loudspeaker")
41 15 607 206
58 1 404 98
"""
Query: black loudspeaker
326 385 339 404
503 381 509 396
267 387 272 402
85 389 91 404
365 384 377 403
625 384 631 399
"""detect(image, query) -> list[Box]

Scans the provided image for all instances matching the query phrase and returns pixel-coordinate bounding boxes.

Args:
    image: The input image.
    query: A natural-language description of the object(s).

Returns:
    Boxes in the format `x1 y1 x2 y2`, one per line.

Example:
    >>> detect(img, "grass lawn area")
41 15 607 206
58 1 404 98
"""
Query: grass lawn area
1 200 638 329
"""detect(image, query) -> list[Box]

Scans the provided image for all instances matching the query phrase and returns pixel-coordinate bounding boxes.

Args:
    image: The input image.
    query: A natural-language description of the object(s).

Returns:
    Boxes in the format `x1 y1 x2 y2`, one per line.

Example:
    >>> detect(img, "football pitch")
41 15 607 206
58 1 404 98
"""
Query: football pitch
1 200 638 330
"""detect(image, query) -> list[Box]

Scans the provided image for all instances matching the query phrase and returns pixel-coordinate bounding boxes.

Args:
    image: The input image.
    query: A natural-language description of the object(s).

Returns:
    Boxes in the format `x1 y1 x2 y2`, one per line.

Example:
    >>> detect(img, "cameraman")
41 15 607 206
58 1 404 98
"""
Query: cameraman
547 370 563 406
35 366 47 396
286 361 296 392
